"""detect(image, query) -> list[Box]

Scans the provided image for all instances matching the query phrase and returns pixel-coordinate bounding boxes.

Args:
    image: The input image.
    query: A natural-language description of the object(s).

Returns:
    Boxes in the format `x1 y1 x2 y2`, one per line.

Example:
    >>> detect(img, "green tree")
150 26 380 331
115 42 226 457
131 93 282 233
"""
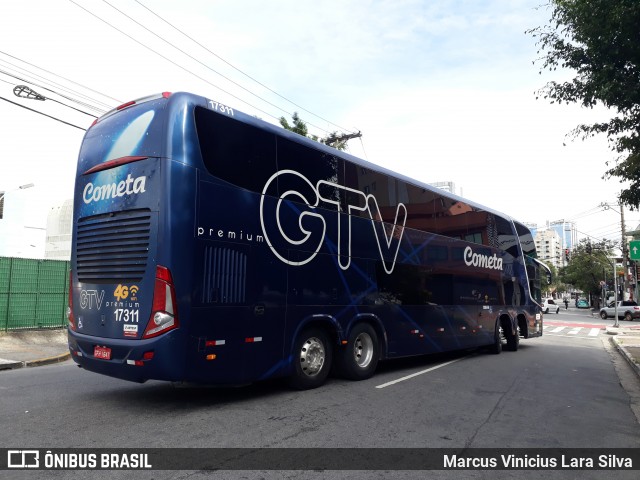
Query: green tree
528 0 640 208
280 112 359 151
279 112 318 140
561 239 617 302
542 263 562 296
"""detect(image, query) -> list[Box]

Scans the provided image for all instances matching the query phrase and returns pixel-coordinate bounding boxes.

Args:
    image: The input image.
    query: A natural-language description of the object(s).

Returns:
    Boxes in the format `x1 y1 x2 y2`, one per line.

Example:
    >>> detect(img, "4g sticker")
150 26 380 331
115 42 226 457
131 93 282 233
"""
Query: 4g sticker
113 284 139 302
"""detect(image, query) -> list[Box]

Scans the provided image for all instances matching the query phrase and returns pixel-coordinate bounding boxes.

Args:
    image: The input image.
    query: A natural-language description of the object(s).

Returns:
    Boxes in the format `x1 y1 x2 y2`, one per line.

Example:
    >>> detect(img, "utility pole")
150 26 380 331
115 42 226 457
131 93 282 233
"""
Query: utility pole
601 201 631 300
620 203 630 301
324 131 362 149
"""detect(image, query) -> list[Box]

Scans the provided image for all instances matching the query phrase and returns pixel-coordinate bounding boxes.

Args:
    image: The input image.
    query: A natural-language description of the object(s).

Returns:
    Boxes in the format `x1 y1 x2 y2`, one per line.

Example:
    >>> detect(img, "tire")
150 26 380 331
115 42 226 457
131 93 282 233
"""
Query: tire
336 323 380 380
288 327 332 390
600 311 608 320
488 323 502 355
555 308 559 314
624 312 633 322
504 324 519 352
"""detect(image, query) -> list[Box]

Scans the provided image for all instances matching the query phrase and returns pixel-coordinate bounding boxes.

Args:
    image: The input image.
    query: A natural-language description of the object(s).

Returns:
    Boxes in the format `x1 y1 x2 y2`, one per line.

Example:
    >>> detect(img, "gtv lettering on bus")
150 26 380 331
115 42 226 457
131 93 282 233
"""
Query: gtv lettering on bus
259 169 407 274
464 245 503 271
82 174 146 204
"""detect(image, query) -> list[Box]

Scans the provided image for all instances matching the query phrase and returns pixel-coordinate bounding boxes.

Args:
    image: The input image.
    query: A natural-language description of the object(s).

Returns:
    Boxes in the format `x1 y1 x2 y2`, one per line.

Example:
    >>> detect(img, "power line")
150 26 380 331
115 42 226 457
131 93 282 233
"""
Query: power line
0 60 109 115
69 0 291 126
0 67 103 117
0 95 87 131
11 84 98 118
101 1 305 129
96 0 347 138
134 0 356 135
0 50 118 110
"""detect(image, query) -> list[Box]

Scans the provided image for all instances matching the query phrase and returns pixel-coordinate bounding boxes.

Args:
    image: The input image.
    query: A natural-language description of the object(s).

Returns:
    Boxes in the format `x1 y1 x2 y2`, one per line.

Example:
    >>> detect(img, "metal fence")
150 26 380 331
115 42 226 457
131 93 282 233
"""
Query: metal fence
0 256 69 331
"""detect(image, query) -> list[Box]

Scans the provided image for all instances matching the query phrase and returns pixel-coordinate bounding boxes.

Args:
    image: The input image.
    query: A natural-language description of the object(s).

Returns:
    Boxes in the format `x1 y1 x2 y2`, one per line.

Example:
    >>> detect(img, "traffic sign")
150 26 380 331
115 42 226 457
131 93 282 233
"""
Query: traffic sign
630 240 640 261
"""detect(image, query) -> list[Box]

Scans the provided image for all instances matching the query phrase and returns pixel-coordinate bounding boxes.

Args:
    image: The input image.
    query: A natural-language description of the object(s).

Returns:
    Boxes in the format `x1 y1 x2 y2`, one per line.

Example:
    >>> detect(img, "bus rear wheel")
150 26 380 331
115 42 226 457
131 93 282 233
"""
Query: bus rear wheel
336 323 379 380
288 327 332 390
504 325 519 351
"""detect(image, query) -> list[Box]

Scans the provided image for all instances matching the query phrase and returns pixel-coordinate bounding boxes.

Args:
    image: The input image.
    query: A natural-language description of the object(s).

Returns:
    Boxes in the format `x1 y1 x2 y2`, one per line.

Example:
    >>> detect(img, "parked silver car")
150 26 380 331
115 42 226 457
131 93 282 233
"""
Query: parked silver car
599 301 640 321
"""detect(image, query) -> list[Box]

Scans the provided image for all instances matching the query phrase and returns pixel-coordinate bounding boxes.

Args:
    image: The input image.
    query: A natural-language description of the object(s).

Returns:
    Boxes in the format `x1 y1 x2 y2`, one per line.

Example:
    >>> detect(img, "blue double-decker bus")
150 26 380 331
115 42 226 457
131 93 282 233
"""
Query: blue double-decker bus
68 92 544 389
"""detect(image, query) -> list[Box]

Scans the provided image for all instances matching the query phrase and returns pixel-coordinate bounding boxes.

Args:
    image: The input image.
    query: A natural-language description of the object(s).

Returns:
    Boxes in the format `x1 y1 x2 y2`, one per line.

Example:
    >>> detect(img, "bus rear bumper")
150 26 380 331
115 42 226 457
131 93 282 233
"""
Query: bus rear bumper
68 329 184 383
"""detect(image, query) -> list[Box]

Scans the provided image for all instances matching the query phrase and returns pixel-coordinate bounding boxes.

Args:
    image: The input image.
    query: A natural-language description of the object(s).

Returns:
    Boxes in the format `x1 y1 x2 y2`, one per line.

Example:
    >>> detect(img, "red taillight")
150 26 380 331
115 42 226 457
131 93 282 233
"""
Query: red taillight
142 266 179 339
116 100 136 111
91 92 172 127
117 92 171 110
83 156 148 175
67 270 76 331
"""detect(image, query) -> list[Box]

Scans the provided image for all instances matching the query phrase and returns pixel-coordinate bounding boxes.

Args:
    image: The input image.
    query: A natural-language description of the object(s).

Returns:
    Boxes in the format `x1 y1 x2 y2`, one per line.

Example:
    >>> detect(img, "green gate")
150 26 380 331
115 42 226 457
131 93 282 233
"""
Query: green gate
0 257 70 331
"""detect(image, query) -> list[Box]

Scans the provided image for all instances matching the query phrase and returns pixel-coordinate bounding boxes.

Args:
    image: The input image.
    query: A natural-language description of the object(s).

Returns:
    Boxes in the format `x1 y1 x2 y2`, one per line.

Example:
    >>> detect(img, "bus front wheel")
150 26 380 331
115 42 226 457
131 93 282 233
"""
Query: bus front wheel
336 323 380 380
489 323 502 355
288 327 333 390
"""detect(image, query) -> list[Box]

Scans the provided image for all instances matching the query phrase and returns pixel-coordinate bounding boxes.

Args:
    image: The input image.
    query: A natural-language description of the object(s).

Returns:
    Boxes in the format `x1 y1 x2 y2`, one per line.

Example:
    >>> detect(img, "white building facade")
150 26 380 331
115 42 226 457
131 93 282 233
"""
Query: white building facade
534 229 563 269
45 199 73 260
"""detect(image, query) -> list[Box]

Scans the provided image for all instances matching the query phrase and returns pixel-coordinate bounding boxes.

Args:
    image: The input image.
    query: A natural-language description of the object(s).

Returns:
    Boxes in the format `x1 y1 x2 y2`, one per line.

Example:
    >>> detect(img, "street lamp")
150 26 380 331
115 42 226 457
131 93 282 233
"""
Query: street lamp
602 254 621 328
0 182 34 201
590 246 621 328
611 260 620 328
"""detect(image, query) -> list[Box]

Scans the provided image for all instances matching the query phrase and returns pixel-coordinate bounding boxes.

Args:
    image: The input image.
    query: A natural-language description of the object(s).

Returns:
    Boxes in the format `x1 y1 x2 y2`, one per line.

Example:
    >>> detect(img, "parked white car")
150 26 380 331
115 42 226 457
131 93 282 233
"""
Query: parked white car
542 298 560 314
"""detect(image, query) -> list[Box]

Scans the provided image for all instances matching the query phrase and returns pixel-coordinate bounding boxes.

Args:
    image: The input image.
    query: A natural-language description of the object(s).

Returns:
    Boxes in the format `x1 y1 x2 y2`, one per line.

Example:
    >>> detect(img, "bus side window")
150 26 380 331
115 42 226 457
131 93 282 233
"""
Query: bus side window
195 107 277 193
275 137 342 194
495 216 519 258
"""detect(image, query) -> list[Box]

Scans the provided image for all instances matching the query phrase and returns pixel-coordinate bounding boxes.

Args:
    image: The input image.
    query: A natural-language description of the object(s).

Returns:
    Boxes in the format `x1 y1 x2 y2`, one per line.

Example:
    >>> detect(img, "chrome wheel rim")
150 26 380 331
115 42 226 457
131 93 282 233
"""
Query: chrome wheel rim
299 337 325 377
353 332 374 368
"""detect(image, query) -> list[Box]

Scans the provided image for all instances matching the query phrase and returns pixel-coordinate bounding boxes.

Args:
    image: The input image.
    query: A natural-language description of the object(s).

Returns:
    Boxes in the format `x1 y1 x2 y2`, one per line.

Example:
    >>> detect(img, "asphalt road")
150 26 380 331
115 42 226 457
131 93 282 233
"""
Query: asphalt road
1 307 639 480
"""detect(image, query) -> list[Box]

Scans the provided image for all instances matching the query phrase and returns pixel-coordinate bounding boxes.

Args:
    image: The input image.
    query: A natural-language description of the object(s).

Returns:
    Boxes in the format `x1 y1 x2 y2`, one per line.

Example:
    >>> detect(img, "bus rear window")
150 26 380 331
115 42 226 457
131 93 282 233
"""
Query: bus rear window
78 99 166 173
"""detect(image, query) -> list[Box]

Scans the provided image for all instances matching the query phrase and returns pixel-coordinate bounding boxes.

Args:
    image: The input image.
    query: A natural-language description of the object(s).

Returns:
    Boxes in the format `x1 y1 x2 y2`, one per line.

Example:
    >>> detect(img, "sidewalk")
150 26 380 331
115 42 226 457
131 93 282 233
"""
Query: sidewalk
606 324 640 378
0 329 70 370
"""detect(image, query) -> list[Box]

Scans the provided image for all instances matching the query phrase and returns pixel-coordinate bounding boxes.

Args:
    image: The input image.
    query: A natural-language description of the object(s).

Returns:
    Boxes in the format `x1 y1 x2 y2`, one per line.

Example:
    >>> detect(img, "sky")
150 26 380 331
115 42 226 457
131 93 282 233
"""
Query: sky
0 0 636 257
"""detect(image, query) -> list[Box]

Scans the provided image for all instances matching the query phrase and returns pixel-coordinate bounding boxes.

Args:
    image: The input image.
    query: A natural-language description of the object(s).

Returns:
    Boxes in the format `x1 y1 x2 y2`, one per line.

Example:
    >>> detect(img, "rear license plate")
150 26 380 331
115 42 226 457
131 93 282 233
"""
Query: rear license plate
94 345 112 360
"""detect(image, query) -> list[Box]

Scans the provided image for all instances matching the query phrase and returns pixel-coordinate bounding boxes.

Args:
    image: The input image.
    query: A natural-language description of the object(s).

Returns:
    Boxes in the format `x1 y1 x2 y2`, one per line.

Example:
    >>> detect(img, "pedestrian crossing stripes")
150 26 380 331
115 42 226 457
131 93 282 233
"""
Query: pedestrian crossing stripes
544 325 602 338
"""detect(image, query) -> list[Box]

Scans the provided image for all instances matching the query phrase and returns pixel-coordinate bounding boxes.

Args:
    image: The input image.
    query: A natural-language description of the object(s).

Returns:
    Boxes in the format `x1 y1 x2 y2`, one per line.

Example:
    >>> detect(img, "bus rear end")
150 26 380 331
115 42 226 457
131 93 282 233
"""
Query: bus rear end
67 93 191 383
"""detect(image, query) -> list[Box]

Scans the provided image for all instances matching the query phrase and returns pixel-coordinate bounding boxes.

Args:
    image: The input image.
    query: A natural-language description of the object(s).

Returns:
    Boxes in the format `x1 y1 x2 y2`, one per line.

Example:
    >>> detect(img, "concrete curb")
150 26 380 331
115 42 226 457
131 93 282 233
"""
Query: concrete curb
24 352 71 368
0 352 70 370
0 359 24 370
610 336 640 379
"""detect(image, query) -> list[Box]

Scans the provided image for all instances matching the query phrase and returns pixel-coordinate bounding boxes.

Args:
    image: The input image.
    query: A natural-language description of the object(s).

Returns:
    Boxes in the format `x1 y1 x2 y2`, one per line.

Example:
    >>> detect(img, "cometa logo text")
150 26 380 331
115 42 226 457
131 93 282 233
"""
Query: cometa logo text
463 246 503 271
83 174 146 204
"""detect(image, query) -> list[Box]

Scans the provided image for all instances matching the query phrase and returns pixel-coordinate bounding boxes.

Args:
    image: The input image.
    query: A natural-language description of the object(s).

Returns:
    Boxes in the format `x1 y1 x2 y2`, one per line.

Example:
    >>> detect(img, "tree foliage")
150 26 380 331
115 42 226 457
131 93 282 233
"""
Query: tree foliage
528 0 640 208
542 263 566 296
280 112 349 151
560 239 617 299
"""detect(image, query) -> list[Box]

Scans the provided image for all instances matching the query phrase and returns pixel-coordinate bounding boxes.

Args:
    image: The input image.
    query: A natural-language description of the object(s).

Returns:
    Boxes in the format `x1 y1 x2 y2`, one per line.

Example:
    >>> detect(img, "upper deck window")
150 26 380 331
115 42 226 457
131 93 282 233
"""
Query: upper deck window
195 107 276 193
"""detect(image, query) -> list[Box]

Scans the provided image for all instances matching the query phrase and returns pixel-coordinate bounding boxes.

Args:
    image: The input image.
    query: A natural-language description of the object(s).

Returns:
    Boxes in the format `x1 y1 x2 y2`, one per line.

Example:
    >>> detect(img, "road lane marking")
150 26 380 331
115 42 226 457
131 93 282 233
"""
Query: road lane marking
568 327 582 335
375 357 465 389
588 328 600 337
550 326 566 333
